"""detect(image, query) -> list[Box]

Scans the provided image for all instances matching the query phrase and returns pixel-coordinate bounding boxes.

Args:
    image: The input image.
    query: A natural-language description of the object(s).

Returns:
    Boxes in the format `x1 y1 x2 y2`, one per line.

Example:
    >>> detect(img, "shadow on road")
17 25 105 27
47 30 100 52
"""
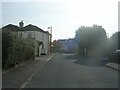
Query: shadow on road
64 54 109 67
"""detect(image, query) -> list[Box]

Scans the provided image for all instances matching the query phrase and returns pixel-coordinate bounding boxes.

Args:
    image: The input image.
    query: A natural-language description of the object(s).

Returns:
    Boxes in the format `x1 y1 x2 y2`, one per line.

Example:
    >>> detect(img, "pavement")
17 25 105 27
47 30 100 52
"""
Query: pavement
106 62 120 71
102 57 120 71
2 53 54 88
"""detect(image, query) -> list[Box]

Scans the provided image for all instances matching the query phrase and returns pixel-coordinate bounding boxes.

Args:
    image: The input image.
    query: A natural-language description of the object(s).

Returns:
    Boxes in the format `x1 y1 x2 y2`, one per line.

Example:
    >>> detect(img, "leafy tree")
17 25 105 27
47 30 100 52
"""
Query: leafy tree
109 32 120 51
51 40 59 52
107 31 120 63
75 25 108 57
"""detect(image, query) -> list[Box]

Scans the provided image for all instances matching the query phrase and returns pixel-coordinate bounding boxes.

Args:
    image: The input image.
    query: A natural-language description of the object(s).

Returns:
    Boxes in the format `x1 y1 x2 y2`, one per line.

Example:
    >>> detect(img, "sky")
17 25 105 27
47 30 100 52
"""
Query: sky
0 0 119 40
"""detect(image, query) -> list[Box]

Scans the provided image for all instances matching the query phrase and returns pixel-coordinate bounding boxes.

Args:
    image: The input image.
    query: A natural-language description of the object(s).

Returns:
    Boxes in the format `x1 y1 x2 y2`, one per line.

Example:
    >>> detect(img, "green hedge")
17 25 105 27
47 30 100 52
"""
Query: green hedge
2 33 36 70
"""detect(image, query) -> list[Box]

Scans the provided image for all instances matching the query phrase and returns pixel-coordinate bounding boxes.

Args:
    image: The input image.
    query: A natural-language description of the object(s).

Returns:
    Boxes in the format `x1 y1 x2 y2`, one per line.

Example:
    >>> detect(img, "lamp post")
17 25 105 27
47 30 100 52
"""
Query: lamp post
107 33 109 38
48 26 52 53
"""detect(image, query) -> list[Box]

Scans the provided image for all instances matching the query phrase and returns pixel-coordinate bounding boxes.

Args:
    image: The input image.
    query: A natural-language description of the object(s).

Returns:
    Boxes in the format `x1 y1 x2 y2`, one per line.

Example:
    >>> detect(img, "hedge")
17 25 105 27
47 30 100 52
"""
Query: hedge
2 32 36 70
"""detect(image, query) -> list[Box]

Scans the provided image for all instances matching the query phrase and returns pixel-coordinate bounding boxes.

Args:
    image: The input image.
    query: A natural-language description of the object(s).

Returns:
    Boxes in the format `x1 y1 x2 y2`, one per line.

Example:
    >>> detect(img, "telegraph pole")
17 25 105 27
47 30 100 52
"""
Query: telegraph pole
48 26 52 53
50 26 52 53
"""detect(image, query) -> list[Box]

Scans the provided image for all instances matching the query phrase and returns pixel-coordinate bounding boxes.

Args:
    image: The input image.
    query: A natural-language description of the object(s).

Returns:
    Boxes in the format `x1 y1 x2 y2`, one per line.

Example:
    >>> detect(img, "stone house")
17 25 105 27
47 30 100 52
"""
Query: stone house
2 21 51 56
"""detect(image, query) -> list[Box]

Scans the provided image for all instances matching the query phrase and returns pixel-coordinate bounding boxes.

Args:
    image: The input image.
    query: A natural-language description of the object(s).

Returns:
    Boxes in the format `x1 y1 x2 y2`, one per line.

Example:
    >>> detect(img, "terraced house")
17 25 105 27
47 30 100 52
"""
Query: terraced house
2 21 51 56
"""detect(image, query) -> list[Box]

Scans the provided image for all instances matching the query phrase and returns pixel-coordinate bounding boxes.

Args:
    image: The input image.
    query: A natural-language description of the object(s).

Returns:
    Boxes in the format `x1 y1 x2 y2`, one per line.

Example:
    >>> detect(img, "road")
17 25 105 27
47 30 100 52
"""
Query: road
24 53 118 88
2 54 53 88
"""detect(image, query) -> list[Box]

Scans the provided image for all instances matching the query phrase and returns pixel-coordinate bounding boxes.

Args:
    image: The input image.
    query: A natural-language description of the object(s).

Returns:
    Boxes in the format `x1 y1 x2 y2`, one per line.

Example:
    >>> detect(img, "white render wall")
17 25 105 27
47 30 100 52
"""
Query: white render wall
17 30 50 54
43 34 49 54
18 31 34 39
35 31 43 42
35 31 50 54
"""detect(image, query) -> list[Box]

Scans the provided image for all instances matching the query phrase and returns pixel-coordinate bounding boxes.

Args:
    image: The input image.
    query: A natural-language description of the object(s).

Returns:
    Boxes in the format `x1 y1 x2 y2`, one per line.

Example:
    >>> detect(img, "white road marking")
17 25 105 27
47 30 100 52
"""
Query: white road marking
47 54 54 61
20 54 55 88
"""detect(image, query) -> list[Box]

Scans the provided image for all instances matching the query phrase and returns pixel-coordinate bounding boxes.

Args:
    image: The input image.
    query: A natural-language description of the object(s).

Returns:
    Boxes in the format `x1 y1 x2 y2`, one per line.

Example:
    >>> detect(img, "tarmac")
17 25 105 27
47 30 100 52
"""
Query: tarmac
2 53 119 88
2 54 54 88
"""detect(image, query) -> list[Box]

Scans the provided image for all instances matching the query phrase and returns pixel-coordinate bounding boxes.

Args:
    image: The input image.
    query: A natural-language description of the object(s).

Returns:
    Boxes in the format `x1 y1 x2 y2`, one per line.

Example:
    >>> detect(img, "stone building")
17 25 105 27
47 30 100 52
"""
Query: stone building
2 21 51 56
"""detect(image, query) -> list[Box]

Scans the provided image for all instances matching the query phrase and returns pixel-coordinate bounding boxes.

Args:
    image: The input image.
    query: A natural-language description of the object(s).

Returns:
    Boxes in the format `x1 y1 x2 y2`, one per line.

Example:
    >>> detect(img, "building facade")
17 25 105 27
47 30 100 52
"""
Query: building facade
2 21 51 56
58 38 78 53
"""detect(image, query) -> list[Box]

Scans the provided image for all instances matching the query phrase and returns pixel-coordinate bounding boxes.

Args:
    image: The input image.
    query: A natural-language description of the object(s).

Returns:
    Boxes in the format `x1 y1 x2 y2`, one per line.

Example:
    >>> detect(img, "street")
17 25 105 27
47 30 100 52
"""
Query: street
24 53 118 88
2 54 53 88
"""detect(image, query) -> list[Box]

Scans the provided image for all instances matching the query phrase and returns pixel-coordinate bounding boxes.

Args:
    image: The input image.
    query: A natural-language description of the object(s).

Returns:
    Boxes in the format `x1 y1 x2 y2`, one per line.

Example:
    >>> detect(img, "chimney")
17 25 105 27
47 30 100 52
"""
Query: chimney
19 20 24 28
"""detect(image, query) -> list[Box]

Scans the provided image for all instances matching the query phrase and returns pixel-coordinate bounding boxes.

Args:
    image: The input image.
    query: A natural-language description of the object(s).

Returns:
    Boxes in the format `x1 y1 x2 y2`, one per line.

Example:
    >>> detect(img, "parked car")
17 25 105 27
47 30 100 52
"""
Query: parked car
109 49 120 63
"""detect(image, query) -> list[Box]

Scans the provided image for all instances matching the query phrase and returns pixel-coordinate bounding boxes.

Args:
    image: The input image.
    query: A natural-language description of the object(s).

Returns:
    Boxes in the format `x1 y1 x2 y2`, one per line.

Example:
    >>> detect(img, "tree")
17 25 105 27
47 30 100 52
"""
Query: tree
75 25 108 57
51 40 59 52
109 31 120 52
107 31 120 63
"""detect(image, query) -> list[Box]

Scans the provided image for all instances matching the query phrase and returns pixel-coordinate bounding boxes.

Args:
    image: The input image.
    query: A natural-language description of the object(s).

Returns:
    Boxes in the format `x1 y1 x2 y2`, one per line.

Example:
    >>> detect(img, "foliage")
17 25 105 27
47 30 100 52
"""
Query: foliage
107 32 120 63
108 32 120 52
2 32 36 70
51 40 59 52
75 25 108 57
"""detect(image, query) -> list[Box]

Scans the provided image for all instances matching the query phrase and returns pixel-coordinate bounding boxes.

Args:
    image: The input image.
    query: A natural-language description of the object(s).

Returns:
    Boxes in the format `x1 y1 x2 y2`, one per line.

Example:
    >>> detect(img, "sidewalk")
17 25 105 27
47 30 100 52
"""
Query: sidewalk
2 54 54 88
106 62 120 71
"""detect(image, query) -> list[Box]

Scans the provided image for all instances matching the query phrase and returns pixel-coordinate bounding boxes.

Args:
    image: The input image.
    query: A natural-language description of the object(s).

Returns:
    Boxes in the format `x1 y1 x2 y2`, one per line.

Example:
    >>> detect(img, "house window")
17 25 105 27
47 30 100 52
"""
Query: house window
28 32 32 38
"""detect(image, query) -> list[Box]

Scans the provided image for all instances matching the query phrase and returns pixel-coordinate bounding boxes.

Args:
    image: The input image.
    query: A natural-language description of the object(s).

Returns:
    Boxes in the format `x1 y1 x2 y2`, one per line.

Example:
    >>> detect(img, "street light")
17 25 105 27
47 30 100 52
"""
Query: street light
48 26 52 53
107 33 109 38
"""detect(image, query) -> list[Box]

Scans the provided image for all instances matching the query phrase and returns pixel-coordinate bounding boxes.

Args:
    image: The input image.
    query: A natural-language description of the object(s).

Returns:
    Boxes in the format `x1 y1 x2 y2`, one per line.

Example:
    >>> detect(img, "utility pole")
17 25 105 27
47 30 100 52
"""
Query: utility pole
50 26 52 53
48 26 52 53
107 33 109 38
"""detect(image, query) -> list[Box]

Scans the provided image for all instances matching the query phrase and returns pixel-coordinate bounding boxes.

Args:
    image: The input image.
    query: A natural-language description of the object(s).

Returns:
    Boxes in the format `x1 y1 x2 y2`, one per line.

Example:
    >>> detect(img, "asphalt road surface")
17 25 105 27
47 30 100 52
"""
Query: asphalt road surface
24 53 118 88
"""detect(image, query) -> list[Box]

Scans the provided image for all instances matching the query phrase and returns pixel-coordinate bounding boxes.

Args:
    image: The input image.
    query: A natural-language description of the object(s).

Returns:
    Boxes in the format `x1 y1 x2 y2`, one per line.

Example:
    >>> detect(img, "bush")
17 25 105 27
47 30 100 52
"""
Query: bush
108 51 120 64
2 32 36 70
75 25 108 57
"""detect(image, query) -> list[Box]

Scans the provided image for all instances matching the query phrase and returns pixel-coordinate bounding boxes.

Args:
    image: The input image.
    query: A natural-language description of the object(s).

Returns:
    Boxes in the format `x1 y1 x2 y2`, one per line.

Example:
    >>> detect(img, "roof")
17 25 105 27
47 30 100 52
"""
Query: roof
2 24 51 35
2 24 19 31
18 24 45 32
58 38 75 42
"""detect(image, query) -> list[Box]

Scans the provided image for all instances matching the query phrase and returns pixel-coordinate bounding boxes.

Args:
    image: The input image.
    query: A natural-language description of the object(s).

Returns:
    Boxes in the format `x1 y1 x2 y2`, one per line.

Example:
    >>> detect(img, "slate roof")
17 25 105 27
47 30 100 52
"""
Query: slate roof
2 24 51 35
2 24 19 32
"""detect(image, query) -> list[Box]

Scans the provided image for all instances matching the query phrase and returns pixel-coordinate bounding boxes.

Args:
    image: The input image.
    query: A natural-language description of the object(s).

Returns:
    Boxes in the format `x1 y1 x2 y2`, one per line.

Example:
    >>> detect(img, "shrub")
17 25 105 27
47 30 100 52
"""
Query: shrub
2 32 36 70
